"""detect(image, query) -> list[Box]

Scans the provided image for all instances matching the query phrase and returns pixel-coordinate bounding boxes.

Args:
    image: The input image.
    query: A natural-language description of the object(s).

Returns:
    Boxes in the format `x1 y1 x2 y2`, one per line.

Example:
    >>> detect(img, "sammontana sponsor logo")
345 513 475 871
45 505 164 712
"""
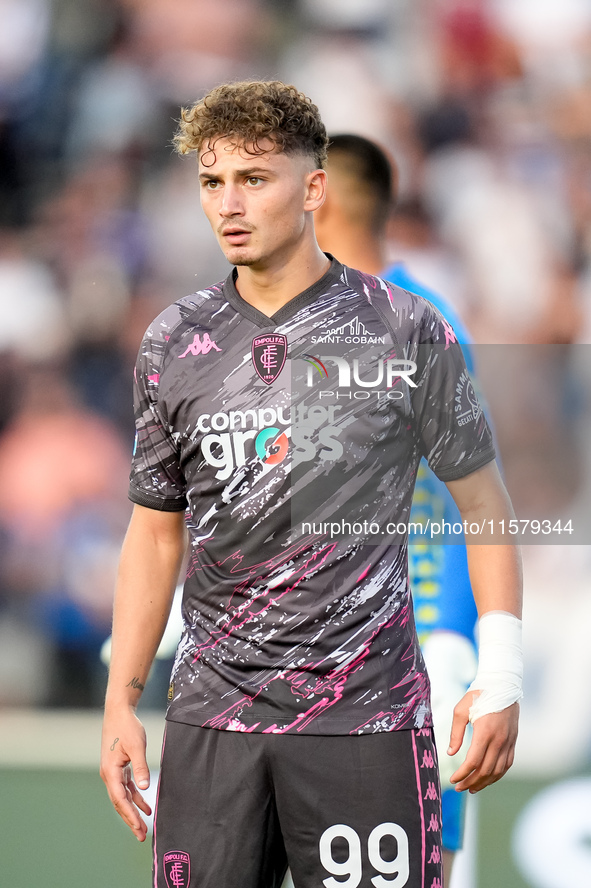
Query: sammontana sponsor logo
195 404 343 480
311 316 386 345
454 369 482 427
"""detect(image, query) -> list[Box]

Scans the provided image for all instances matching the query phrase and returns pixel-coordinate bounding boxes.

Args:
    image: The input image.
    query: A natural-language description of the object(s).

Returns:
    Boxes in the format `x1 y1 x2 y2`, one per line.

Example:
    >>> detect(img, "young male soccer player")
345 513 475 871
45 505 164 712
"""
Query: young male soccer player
314 133 486 884
100 81 523 888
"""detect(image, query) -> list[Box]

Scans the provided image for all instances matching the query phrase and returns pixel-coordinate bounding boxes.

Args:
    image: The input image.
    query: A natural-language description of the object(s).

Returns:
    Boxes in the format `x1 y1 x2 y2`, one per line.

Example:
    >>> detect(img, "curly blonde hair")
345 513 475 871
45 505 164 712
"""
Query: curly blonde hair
174 80 328 168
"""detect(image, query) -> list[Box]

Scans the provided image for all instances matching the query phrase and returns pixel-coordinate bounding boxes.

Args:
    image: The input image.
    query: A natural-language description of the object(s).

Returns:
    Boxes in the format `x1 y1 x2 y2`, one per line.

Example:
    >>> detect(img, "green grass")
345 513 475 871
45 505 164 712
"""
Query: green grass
0 769 151 888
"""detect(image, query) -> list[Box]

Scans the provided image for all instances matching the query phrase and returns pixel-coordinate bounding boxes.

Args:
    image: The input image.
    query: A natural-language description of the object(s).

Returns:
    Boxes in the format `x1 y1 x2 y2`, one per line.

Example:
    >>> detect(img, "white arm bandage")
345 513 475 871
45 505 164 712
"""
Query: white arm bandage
468 611 523 724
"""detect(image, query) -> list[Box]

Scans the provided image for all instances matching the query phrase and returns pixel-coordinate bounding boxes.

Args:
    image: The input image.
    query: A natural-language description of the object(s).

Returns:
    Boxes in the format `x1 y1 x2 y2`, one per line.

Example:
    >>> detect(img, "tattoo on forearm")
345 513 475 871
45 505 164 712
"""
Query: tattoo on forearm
126 677 145 691
110 738 119 751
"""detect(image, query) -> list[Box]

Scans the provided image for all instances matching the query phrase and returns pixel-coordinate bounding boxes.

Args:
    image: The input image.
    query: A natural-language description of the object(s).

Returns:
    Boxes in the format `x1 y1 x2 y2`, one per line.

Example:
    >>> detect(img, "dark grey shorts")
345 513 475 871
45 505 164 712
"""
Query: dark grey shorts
153 721 442 888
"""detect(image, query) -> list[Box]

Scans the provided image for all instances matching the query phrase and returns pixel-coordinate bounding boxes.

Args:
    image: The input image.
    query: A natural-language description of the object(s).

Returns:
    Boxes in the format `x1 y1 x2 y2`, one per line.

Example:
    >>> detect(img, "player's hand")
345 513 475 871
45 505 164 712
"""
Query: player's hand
422 631 477 789
448 693 519 793
100 707 152 841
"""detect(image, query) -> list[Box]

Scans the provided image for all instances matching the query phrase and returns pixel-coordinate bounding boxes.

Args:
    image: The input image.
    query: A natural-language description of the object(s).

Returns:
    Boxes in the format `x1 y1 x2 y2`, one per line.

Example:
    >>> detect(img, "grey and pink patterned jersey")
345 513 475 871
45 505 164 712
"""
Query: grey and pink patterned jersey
129 258 494 735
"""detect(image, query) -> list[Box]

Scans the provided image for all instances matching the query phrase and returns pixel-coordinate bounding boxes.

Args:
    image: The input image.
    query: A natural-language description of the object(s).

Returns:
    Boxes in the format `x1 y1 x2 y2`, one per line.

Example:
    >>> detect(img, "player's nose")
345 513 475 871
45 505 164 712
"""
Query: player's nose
220 183 245 217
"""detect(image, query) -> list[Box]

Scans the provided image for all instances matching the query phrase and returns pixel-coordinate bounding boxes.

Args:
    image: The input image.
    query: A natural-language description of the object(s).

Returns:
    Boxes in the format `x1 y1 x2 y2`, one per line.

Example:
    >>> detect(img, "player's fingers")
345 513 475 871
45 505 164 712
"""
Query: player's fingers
505 743 516 772
127 778 153 816
455 737 512 793
448 693 470 756
449 725 489 786
448 711 469 757
129 750 150 791
110 781 147 838
114 796 148 841
121 796 144 832
452 702 519 788
464 751 509 793
447 720 466 757
104 763 149 840
450 752 477 788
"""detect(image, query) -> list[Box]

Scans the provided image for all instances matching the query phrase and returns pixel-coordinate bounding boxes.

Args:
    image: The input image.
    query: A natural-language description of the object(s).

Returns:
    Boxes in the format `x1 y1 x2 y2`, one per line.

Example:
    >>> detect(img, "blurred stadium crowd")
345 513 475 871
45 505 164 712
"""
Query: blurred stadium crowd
0 0 590 739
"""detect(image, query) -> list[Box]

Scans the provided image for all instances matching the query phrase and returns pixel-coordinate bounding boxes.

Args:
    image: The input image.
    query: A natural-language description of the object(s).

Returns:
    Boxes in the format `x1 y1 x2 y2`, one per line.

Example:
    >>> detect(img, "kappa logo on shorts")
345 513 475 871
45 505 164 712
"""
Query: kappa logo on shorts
163 850 191 888
428 845 441 865
424 781 438 801
252 334 287 384
427 813 440 832
420 749 435 769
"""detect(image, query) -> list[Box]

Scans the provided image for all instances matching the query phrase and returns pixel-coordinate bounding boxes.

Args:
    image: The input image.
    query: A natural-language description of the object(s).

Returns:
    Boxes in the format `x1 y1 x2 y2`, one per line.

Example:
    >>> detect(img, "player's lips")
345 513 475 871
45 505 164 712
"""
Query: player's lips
220 226 252 245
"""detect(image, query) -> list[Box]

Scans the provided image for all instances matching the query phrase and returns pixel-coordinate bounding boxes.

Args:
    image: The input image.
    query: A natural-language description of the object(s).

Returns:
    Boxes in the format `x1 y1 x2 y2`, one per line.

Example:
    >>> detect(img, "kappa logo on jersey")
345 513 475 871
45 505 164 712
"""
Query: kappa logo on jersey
442 317 457 349
252 334 287 384
179 332 221 358
163 850 191 888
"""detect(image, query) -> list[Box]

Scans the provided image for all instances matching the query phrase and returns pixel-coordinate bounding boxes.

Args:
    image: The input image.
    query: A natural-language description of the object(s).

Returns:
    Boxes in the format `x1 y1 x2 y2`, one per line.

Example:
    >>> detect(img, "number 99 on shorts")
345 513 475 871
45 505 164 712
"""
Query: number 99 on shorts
319 822 409 888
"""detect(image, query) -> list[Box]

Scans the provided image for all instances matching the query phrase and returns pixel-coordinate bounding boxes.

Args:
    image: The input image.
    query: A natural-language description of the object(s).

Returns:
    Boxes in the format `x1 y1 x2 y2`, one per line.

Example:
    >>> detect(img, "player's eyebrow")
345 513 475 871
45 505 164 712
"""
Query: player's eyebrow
198 166 273 182
235 167 272 177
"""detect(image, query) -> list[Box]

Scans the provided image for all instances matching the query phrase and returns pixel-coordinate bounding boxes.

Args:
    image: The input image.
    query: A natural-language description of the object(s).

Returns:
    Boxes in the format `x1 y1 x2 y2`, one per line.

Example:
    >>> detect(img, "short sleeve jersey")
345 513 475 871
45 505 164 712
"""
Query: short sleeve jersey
129 258 494 735
383 262 479 647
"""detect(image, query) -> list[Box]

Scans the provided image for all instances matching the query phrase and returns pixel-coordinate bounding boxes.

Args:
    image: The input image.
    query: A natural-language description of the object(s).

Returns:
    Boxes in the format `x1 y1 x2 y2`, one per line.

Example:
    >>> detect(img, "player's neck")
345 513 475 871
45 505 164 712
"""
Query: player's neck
234 242 330 317
319 227 386 277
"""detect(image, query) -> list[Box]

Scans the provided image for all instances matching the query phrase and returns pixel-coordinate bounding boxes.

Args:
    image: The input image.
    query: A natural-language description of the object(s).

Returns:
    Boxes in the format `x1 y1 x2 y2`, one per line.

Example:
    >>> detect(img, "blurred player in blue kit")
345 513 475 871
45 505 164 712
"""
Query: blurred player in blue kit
314 133 485 884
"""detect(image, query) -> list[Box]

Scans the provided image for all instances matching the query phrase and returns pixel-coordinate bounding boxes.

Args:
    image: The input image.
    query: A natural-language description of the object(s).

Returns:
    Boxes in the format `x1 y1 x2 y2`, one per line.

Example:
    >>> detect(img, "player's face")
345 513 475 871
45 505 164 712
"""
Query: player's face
198 137 326 271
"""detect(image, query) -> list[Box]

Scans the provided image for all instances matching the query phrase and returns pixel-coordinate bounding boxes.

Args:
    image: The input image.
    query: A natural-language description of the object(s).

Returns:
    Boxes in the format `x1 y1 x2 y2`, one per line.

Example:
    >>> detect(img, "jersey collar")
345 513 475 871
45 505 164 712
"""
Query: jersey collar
223 255 343 327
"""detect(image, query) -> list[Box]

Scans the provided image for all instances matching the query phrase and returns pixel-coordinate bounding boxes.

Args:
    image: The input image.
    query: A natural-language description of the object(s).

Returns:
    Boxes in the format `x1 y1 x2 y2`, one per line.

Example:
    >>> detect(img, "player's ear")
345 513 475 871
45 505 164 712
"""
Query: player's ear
304 168 327 213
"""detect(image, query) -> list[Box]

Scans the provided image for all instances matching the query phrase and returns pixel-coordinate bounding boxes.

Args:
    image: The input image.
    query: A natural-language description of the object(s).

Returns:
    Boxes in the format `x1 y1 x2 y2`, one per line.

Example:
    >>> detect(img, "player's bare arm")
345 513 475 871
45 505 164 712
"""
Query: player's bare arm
445 461 523 793
100 505 187 841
